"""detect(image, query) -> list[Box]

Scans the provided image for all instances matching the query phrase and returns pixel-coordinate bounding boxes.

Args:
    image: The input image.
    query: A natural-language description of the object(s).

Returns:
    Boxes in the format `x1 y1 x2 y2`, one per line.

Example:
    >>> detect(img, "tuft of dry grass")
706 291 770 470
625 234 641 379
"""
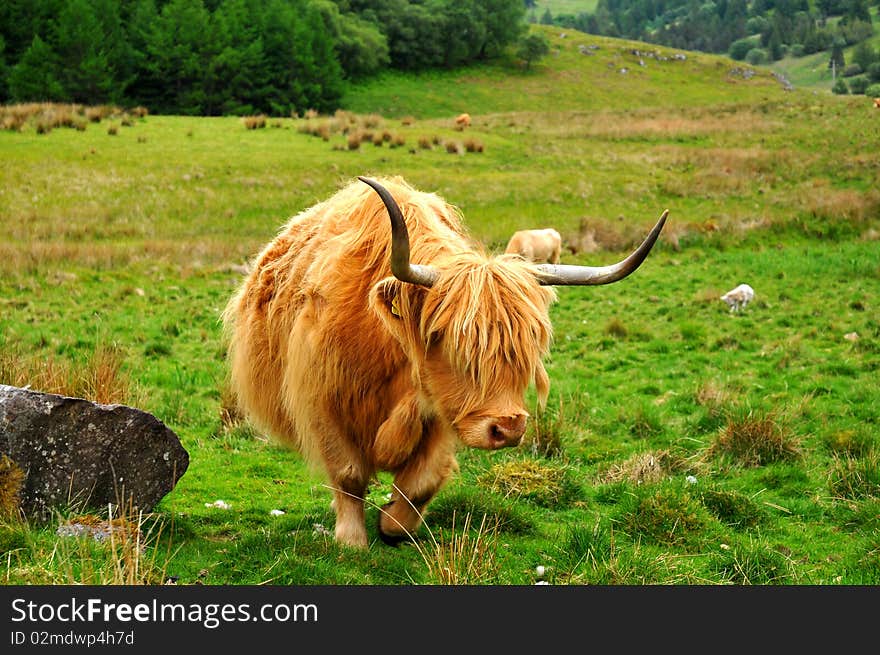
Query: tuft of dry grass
524 399 566 457
604 317 628 339
0 103 133 133
0 342 138 406
798 185 880 223
707 409 801 467
0 455 25 519
242 115 267 130
827 451 880 501
600 449 690 485
464 138 484 153
218 382 243 431
477 459 569 506
53 499 174 585
445 140 463 155
695 380 730 408
418 511 501 585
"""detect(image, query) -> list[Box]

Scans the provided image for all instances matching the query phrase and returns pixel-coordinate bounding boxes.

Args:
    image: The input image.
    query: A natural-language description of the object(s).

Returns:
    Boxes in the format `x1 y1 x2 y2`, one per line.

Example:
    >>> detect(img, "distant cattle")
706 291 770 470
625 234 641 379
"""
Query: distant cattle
720 283 755 312
223 176 667 548
505 228 563 264
874 97 880 109
454 113 471 128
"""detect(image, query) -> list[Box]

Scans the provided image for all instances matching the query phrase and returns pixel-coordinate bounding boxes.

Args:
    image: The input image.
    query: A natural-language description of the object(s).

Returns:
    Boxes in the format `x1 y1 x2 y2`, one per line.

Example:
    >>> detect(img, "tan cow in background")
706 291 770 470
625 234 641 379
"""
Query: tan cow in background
505 228 563 264
454 113 471 128
223 176 667 548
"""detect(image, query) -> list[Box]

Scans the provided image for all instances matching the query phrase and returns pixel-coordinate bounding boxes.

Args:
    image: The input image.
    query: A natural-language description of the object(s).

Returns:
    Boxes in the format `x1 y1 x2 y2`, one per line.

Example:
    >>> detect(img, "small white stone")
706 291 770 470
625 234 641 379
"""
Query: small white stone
269 509 285 517
720 543 730 550
686 475 698 485
205 499 231 510
535 565 546 577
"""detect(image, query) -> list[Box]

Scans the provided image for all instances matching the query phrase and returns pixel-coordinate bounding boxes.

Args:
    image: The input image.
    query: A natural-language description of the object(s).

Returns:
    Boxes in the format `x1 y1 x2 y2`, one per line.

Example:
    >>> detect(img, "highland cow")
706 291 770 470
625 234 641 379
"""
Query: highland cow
222 176 667 548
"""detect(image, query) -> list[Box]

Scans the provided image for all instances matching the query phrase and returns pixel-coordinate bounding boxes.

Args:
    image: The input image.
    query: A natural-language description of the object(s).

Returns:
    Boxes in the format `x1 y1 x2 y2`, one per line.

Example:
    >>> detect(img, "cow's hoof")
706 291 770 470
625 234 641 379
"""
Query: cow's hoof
378 528 408 547
377 501 409 547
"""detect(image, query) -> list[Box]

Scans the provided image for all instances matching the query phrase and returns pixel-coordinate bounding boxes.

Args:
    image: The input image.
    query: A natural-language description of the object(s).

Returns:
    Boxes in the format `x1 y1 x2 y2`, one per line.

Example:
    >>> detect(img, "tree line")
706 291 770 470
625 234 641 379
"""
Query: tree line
533 0 879 75
0 0 528 115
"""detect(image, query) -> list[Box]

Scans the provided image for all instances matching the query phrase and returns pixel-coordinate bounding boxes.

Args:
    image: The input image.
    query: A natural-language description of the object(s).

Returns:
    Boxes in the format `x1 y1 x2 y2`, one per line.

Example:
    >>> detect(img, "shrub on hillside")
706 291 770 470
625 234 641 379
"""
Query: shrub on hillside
745 48 769 65
866 83 880 97
843 64 863 78
729 37 756 61
832 78 849 95
848 75 870 94
867 63 880 83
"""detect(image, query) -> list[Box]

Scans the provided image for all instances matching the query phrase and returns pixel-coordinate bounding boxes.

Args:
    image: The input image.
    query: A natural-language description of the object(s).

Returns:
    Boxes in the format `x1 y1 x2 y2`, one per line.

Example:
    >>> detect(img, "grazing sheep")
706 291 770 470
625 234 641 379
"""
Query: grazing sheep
454 113 471 128
505 228 563 264
720 283 755 312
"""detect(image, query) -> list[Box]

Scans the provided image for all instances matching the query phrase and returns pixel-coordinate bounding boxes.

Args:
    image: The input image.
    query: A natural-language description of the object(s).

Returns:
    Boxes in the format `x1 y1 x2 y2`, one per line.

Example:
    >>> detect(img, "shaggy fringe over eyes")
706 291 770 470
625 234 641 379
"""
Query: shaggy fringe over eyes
420 252 556 417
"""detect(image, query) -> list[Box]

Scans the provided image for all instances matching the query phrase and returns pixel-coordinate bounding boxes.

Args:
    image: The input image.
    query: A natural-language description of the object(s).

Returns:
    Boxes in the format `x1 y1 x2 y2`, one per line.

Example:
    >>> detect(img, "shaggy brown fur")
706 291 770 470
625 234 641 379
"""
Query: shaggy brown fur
223 176 560 547
505 228 563 264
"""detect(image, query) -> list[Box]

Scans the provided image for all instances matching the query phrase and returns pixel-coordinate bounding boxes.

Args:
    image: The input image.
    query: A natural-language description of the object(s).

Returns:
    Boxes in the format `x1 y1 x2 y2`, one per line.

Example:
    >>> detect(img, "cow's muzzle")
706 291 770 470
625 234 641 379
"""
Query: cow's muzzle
488 414 527 448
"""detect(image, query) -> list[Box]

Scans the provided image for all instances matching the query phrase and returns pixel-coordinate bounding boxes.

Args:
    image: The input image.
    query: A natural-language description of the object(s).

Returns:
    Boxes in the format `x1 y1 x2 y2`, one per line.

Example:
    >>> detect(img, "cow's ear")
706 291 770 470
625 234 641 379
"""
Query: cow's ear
370 277 416 341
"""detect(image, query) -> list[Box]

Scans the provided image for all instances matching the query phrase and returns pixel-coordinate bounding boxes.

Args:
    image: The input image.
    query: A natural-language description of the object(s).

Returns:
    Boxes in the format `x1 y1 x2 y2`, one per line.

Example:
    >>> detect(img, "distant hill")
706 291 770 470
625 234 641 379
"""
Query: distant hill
530 0 880 94
344 25 793 117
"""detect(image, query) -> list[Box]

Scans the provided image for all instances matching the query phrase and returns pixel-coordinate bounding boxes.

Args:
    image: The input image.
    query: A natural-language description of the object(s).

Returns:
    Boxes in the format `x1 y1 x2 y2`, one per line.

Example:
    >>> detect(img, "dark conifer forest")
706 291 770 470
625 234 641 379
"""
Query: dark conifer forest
0 0 528 115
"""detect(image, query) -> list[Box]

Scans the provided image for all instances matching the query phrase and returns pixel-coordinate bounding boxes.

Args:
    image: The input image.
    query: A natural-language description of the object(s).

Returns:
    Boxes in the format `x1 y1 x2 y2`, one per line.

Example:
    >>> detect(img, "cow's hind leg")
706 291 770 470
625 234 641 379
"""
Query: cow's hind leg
378 427 457 545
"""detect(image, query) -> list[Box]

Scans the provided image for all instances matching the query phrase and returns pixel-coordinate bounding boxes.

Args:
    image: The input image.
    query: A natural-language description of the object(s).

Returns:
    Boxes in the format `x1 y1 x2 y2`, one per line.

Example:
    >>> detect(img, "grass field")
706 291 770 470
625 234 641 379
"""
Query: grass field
1 27 879 585
530 0 599 19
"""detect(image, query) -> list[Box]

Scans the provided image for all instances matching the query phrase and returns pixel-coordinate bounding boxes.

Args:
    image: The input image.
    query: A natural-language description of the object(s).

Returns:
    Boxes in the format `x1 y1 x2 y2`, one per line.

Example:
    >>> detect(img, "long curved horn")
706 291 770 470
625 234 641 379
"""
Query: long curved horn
359 176 439 288
534 210 668 286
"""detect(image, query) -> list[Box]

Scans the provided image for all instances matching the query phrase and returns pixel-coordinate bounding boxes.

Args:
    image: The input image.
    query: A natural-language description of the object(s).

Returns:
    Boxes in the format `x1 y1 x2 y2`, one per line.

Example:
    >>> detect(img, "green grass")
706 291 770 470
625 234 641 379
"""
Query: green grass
1 26 879 585
530 0 599 19
343 27 787 118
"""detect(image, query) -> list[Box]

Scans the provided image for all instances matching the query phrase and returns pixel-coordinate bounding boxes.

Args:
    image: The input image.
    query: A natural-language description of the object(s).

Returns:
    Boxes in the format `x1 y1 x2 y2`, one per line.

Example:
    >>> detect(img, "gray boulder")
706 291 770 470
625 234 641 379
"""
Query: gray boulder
0 384 188 519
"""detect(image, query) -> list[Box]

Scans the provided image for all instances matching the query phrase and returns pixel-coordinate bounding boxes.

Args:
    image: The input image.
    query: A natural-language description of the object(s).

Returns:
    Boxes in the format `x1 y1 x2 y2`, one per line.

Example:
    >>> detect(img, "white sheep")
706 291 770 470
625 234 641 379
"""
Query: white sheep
720 283 755 312
504 228 562 264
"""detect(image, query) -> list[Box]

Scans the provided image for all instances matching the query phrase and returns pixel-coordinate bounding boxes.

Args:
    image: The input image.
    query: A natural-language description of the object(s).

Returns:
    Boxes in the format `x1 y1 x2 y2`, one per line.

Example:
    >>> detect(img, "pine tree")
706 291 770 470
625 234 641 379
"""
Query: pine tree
829 38 846 75
53 0 115 104
8 34 65 102
0 35 7 101
140 0 214 114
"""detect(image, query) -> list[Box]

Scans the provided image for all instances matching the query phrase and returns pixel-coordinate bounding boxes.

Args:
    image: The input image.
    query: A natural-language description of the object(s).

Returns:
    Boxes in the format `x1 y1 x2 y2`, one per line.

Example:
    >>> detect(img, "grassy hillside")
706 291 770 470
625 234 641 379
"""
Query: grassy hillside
1 26 878 585
530 0 599 18
343 27 788 117
771 8 880 93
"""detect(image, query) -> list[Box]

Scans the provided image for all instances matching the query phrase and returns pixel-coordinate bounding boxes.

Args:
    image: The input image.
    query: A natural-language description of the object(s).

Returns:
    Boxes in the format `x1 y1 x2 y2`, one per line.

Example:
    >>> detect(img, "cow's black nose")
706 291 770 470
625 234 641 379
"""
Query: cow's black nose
488 415 527 447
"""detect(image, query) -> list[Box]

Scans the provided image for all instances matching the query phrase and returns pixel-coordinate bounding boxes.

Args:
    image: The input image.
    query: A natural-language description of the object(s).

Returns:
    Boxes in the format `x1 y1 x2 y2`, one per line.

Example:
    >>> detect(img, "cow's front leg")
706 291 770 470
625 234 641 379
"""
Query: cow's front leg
378 425 457 545
323 443 372 548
